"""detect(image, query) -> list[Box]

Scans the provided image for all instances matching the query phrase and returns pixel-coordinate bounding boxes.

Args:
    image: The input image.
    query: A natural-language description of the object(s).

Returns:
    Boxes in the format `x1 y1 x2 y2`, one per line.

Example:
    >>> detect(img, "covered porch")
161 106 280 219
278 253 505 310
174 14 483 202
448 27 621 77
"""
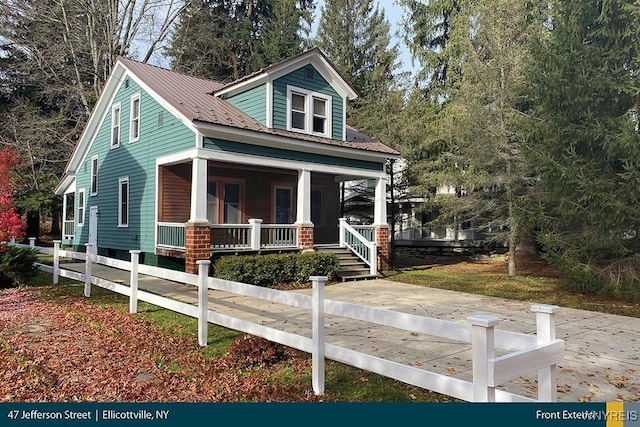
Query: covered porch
154 149 389 274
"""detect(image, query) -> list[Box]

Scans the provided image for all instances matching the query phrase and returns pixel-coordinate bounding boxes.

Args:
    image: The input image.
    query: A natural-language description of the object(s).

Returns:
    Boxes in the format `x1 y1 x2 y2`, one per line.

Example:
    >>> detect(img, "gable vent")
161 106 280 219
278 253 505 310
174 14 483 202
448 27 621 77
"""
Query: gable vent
305 66 314 80
157 111 164 128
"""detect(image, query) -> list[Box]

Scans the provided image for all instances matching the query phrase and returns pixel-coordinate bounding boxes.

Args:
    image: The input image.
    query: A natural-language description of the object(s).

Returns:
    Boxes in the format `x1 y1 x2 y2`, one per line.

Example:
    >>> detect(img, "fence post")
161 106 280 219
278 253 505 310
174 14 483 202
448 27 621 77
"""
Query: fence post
467 314 500 402
338 218 346 248
84 243 93 297
249 219 263 250
310 275 327 395
53 240 61 285
531 304 560 402
197 260 211 347
129 250 141 314
29 237 36 248
10 237 15 246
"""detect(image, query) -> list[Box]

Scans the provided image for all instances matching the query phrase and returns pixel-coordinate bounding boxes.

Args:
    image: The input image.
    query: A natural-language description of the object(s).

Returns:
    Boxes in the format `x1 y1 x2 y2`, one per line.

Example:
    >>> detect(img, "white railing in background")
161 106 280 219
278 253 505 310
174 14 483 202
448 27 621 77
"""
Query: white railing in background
63 220 75 241
339 218 377 276
14 239 564 402
157 222 186 249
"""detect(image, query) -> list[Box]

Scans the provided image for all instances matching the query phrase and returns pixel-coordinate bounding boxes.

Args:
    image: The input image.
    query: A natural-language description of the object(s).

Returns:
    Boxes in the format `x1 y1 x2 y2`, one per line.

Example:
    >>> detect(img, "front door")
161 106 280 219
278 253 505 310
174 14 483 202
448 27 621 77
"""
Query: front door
89 206 98 256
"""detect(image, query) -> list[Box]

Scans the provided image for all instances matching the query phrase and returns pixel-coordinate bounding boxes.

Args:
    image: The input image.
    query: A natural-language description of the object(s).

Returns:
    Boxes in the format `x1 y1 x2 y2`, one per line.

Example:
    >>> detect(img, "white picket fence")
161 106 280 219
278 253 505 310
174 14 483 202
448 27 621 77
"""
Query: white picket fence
15 239 564 402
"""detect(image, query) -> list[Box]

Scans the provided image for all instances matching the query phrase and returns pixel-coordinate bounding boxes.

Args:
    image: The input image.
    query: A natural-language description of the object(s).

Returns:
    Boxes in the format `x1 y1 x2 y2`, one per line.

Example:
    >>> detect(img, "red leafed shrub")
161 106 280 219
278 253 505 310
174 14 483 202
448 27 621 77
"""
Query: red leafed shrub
0 149 25 245
226 335 296 369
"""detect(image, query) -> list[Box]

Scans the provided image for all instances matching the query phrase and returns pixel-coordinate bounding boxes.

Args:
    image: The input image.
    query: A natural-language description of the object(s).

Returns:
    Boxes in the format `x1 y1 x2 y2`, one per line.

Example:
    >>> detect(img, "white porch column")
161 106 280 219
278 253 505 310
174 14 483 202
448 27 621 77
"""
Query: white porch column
373 176 387 226
189 156 209 223
296 169 312 226
62 193 68 236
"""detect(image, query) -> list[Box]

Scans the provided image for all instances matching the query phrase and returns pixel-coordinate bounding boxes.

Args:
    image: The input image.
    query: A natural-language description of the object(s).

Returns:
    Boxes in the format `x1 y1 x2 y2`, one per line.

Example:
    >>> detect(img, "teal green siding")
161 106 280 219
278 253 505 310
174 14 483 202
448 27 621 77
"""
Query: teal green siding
203 137 383 171
74 78 195 255
272 65 344 140
226 84 266 125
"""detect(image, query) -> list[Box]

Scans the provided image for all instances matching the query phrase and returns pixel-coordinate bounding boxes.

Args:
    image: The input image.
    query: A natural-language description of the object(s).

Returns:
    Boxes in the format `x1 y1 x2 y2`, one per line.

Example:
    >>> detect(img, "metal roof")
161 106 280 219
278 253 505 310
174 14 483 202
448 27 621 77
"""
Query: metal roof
118 56 400 156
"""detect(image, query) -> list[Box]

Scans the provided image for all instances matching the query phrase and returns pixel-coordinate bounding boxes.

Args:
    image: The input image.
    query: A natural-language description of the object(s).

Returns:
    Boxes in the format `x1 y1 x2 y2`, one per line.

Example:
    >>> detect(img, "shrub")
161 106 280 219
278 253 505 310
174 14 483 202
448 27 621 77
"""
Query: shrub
0 246 39 286
212 252 339 287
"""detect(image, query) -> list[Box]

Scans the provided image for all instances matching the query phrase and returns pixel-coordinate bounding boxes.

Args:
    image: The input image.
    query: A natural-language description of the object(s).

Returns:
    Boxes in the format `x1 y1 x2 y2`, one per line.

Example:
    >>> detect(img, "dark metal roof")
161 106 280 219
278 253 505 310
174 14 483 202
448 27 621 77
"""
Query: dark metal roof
117 56 400 156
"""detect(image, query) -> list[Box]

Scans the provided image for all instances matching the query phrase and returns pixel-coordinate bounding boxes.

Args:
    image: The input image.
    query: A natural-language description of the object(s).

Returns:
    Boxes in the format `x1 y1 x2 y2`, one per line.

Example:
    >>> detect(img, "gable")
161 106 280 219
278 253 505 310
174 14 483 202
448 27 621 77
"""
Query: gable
272 64 344 141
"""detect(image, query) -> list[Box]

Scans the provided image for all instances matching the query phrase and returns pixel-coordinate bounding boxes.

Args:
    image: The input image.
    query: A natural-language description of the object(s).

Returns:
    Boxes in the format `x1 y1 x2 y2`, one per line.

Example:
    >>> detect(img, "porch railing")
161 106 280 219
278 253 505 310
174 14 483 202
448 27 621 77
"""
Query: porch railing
157 222 186 249
156 221 299 251
63 220 75 241
352 225 375 243
339 218 377 276
210 224 252 250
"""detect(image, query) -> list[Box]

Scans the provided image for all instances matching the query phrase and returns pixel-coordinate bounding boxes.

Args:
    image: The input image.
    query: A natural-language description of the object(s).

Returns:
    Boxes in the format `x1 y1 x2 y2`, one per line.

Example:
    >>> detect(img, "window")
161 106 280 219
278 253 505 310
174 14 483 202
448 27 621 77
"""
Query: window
287 86 331 137
273 186 293 224
311 188 322 226
223 183 241 224
118 177 129 227
90 156 98 195
130 94 140 142
111 103 121 147
207 180 243 224
77 189 85 227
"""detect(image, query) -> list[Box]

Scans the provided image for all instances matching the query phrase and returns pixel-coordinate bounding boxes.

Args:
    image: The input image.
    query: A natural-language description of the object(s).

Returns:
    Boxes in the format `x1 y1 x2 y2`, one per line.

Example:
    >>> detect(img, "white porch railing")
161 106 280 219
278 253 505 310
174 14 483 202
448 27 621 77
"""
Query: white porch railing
19 238 564 402
157 222 186 249
63 220 75 241
339 218 377 276
157 220 299 251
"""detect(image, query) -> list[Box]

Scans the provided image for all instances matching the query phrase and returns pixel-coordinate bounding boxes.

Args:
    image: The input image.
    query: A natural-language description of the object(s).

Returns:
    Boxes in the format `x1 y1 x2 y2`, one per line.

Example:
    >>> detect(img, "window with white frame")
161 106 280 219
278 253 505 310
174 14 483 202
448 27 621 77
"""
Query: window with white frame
90 155 98 195
111 103 121 147
77 188 85 227
287 86 331 137
118 177 129 227
130 94 140 142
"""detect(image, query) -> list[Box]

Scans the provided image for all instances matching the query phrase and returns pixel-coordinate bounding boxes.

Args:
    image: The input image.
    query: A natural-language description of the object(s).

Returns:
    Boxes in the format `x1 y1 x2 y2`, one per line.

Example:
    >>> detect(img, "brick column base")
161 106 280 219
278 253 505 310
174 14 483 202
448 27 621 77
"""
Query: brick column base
297 224 314 251
185 222 211 274
376 226 390 272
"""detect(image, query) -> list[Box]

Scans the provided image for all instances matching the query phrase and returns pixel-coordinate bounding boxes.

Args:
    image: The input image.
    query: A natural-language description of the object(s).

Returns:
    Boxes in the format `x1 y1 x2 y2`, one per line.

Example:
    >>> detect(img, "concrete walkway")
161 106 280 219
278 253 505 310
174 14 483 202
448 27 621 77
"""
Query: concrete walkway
62 263 640 402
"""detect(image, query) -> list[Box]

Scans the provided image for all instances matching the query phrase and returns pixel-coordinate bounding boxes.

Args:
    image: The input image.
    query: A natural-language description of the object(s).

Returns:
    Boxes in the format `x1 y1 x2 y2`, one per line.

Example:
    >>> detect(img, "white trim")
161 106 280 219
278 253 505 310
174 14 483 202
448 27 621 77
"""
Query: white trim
286 85 332 138
90 155 99 196
118 177 130 227
129 93 141 143
265 81 273 128
77 188 86 227
215 51 358 100
342 96 347 141
111 102 121 148
196 122 396 163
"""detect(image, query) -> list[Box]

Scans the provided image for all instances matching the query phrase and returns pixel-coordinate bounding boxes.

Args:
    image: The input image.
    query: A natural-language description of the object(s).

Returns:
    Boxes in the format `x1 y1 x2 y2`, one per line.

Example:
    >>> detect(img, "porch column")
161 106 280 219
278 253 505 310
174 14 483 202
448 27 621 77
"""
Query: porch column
374 176 390 271
185 157 210 274
296 169 314 250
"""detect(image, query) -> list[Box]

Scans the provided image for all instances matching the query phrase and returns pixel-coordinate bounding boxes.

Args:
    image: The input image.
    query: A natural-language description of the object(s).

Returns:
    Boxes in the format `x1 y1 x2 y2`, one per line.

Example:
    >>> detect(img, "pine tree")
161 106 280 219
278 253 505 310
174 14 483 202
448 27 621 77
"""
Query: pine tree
525 0 640 290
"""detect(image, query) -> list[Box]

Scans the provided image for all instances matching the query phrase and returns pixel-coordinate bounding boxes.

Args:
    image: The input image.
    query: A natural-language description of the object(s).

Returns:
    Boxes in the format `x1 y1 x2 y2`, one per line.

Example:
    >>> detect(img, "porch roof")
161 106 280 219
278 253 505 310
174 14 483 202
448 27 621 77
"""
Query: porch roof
118 57 400 157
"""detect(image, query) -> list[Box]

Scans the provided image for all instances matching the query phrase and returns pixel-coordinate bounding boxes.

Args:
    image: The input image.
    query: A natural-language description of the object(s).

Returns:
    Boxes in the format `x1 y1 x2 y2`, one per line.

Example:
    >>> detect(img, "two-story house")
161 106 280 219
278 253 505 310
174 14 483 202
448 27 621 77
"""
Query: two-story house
55 48 399 275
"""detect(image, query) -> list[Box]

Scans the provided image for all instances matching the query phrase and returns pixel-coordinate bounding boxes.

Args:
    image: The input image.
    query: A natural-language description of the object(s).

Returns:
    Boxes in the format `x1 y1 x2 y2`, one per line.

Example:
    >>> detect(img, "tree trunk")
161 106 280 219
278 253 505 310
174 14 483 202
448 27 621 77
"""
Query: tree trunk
26 210 40 242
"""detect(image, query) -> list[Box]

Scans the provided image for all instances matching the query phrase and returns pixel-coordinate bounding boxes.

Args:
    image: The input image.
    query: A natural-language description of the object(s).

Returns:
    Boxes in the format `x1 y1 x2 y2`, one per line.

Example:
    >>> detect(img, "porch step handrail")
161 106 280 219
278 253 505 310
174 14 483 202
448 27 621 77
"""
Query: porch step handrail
339 218 377 276
351 225 375 243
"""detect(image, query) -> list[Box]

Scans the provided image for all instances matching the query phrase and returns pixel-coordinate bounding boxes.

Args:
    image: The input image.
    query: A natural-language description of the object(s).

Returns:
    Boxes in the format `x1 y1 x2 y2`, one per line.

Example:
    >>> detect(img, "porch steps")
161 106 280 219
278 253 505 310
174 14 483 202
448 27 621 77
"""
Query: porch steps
313 244 377 282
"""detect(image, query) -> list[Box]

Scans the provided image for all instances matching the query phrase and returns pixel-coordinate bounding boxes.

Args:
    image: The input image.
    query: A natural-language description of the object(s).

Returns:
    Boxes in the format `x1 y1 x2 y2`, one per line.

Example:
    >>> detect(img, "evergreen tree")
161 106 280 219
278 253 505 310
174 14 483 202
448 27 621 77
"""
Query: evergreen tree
525 0 640 290
167 0 314 81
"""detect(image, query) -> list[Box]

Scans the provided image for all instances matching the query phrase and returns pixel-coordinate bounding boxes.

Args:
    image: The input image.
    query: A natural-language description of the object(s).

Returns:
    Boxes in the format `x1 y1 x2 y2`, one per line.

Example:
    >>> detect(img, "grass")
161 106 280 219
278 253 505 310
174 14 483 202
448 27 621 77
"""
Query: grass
385 257 640 318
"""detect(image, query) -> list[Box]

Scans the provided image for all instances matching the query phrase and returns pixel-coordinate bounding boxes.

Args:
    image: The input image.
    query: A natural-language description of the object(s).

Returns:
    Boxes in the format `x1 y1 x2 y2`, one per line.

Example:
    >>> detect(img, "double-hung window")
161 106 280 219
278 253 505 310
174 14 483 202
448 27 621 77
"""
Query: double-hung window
130 94 140 142
287 86 331 138
111 103 121 148
77 189 85 227
90 155 98 196
118 177 129 227
206 180 243 224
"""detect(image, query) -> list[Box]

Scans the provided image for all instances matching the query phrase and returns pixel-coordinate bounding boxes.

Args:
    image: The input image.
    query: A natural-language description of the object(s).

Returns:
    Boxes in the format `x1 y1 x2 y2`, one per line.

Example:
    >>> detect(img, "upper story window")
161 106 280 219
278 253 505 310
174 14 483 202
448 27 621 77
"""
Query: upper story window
286 86 331 138
90 155 98 196
130 93 140 142
111 103 121 148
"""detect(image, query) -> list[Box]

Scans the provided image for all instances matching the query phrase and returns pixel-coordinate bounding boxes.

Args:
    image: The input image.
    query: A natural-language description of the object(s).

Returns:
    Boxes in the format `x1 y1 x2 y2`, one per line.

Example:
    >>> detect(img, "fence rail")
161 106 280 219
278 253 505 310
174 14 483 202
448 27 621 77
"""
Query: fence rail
15 239 563 402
